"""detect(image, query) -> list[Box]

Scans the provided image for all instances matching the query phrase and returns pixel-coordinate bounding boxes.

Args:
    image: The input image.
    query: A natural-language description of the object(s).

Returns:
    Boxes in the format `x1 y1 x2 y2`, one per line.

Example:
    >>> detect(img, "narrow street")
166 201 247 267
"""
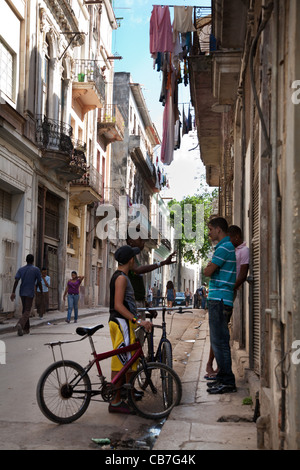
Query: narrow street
0 308 199 450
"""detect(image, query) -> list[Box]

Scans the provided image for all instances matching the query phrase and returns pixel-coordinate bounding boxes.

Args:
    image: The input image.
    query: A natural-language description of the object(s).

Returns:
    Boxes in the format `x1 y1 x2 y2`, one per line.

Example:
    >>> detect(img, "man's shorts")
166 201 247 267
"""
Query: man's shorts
109 318 138 372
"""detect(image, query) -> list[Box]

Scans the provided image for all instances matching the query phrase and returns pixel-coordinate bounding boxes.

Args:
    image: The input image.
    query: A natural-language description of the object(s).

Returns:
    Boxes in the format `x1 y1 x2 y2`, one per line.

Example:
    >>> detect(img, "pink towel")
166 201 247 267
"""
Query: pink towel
150 5 174 54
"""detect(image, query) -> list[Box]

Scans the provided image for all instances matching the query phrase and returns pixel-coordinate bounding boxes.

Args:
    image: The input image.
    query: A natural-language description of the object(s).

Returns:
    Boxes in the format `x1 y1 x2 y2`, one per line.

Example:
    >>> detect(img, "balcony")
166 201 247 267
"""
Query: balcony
70 164 103 205
188 55 221 187
129 135 158 192
35 115 87 181
212 51 242 105
98 104 125 143
72 60 106 116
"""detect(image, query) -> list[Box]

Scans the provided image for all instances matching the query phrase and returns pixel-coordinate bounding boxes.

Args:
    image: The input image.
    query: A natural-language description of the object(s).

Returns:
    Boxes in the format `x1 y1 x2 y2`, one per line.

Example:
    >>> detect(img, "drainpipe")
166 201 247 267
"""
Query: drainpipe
269 0 280 322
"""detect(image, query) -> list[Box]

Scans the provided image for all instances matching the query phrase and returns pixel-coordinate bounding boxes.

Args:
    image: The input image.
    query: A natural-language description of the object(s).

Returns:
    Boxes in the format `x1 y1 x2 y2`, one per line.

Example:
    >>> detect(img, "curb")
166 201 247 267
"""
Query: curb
0 307 109 335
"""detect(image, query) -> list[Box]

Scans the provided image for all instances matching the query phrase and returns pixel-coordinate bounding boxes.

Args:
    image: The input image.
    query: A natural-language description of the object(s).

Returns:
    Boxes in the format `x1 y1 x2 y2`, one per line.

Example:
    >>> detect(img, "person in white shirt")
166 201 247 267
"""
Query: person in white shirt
228 225 249 290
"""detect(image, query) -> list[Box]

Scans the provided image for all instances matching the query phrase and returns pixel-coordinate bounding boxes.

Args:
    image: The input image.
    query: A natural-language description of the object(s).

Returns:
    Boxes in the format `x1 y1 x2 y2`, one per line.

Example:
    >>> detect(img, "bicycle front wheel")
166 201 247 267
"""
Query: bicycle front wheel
160 340 173 369
128 362 182 420
36 360 91 424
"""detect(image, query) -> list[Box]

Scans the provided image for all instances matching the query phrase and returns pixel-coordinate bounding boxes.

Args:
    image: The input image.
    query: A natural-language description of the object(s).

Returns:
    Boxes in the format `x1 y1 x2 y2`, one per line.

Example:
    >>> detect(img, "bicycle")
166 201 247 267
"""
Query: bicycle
137 305 193 369
36 323 182 424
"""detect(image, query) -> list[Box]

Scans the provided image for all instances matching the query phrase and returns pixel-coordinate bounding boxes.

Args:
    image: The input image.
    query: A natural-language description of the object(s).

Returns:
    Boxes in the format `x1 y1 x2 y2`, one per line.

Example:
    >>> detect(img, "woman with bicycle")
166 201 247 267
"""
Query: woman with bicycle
109 245 152 414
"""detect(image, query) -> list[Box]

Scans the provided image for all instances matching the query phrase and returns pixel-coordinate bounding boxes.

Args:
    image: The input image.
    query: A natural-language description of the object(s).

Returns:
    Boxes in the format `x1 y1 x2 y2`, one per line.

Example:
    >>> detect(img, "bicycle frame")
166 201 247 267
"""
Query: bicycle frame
45 329 146 398
137 306 193 363
91 341 144 386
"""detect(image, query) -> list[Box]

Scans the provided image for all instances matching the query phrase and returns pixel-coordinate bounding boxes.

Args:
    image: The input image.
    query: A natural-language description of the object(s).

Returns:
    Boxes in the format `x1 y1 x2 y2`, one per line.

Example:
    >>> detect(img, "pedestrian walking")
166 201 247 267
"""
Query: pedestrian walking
35 267 50 318
166 280 176 308
185 288 190 307
10 254 43 336
204 217 237 394
157 286 161 306
201 283 208 309
63 271 84 323
147 285 153 306
152 283 158 306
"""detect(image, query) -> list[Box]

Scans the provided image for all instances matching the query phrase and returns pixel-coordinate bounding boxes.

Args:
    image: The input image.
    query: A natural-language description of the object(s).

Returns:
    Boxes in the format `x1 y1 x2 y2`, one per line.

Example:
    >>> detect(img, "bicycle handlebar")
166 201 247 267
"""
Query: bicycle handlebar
137 306 193 315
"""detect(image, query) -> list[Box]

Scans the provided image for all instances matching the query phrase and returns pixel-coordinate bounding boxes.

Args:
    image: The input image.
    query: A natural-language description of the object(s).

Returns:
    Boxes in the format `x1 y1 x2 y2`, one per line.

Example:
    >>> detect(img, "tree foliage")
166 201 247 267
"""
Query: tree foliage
168 186 218 264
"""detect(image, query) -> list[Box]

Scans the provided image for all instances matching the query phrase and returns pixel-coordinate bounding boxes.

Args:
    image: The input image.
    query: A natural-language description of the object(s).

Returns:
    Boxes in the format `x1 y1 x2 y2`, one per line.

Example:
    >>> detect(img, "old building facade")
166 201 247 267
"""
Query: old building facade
0 0 178 317
108 71 174 298
0 0 122 314
189 0 300 450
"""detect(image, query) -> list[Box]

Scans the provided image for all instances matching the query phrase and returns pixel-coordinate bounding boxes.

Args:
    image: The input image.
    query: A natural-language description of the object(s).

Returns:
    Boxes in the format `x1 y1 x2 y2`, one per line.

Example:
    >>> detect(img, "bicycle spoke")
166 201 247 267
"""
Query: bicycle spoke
128 362 182 419
37 361 91 424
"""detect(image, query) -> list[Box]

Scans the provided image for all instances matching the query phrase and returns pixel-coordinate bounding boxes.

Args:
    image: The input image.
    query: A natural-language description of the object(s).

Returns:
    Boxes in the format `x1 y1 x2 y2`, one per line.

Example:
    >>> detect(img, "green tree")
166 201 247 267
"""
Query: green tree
168 186 218 264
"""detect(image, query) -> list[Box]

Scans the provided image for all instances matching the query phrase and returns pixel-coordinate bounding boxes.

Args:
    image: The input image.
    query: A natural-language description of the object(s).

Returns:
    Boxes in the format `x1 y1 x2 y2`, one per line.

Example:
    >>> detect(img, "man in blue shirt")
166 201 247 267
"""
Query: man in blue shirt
204 217 237 394
11 254 43 336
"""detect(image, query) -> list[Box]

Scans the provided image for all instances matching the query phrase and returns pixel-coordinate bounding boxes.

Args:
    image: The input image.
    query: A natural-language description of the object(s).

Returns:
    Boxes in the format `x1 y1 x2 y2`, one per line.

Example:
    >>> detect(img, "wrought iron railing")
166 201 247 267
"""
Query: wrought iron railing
35 115 73 155
73 59 106 102
98 104 124 133
35 115 87 174
71 164 102 195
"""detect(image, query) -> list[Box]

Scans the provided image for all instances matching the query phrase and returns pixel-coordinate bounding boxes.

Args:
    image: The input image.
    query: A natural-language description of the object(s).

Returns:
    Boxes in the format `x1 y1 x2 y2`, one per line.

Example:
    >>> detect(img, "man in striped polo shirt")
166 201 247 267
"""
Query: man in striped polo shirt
204 217 237 394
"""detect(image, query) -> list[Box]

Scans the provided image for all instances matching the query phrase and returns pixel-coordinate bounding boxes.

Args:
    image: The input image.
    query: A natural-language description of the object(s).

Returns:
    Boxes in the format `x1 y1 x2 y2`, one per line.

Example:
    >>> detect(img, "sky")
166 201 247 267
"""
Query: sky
111 0 212 201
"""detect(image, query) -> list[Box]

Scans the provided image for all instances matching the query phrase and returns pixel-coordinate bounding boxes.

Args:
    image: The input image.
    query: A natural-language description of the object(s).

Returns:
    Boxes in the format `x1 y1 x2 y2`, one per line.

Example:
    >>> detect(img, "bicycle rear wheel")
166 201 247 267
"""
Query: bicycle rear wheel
36 360 91 424
128 362 182 419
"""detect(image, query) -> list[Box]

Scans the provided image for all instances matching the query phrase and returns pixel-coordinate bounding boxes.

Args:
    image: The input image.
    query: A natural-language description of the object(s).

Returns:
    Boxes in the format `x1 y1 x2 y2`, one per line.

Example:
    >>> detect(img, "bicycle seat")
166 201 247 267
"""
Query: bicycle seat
76 324 104 337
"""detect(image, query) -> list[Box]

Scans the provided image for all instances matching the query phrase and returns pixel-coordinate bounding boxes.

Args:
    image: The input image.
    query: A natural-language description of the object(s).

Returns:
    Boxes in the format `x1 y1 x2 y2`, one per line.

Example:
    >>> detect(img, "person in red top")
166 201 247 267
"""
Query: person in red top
63 271 84 323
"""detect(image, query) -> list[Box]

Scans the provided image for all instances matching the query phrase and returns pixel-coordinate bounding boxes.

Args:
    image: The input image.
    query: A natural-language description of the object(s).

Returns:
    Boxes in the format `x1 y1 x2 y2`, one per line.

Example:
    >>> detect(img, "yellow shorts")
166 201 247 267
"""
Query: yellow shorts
109 318 138 372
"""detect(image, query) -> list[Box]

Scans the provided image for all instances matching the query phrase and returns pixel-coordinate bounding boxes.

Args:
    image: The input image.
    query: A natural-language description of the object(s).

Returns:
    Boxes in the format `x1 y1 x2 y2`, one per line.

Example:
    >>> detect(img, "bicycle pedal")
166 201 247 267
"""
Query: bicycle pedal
122 384 132 390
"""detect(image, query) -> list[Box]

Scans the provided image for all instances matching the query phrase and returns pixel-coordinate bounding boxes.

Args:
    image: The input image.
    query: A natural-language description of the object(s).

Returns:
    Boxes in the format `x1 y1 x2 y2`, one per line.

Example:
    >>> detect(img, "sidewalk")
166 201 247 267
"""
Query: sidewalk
0 306 108 335
154 313 258 451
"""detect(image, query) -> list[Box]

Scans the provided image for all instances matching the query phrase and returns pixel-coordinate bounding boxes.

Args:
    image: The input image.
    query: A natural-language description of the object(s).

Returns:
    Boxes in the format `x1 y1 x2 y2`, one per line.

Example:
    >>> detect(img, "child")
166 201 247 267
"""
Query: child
109 245 152 414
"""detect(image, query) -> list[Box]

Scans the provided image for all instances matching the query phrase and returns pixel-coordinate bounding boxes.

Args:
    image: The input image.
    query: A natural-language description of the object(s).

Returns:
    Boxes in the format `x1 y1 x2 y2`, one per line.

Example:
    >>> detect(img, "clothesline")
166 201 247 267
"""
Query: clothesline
150 4 201 164
153 5 211 8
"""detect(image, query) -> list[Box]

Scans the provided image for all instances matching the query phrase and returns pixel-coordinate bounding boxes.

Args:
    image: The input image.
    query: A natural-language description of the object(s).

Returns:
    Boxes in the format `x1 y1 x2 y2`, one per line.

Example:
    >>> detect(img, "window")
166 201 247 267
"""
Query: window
0 39 14 101
0 189 12 220
43 37 50 116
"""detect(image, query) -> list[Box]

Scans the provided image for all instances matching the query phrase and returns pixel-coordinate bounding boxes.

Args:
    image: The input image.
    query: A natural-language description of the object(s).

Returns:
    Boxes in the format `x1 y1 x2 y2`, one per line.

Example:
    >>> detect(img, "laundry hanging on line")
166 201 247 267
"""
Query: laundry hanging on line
149 5 197 165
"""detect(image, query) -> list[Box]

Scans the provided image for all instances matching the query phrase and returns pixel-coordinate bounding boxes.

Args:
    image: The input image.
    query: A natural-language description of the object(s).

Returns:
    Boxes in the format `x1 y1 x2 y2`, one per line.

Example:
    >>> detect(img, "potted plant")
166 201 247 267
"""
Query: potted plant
77 73 85 82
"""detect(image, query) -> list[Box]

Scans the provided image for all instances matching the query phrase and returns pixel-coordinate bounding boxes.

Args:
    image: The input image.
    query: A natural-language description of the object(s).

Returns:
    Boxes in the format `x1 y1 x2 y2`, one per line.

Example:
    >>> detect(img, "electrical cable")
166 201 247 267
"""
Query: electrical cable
249 2 274 158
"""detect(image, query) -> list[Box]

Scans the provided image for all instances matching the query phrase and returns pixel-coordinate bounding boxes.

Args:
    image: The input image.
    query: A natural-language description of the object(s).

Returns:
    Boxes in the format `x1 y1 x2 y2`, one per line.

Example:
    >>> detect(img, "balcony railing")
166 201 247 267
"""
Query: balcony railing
71 164 102 195
73 59 106 102
35 115 87 179
36 115 73 155
99 104 124 128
